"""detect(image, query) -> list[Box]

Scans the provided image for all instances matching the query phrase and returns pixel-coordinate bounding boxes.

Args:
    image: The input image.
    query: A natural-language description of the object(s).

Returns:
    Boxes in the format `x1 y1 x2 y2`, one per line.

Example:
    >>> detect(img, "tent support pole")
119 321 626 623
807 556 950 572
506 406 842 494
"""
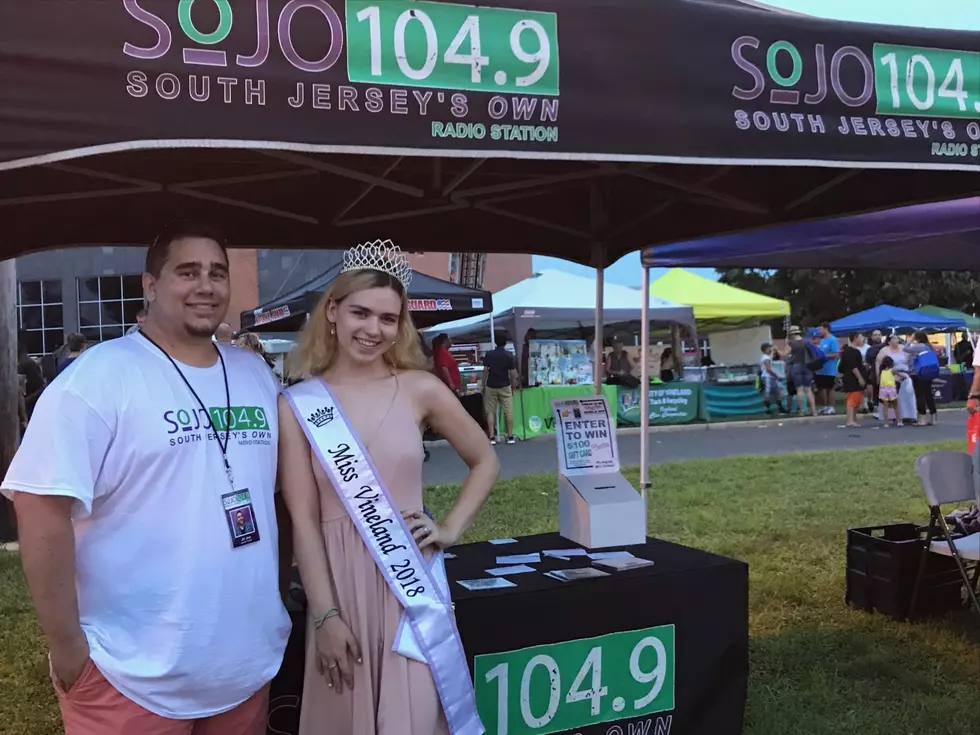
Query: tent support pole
593 257 605 394
640 264 651 508
0 258 18 542
489 313 495 346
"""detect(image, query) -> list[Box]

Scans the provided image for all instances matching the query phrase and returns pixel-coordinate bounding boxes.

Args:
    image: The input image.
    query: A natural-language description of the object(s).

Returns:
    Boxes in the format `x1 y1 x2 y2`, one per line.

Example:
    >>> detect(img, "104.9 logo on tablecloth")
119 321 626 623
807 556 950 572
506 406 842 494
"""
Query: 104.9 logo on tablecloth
473 625 675 735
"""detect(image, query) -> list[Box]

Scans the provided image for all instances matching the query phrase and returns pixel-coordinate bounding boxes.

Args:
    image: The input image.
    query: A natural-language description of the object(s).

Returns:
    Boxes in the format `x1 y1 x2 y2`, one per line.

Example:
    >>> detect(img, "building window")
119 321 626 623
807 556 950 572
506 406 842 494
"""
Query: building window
77 275 145 343
16 280 65 356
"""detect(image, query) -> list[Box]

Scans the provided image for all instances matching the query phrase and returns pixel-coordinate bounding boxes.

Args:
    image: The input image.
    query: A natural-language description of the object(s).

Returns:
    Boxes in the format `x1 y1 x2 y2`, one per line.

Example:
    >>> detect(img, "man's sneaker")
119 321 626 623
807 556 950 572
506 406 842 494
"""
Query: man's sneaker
490 437 497 445
506 436 516 445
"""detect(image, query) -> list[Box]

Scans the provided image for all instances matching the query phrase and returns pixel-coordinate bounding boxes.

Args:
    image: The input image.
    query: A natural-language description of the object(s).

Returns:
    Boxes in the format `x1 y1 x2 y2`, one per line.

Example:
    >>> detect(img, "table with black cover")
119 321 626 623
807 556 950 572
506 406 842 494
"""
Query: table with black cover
267 533 748 735
449 533 748 735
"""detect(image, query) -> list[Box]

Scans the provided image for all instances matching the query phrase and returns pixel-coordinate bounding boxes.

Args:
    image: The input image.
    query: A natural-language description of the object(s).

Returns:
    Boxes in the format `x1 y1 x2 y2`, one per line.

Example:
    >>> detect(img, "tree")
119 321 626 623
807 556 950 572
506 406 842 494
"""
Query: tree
718 269 980 328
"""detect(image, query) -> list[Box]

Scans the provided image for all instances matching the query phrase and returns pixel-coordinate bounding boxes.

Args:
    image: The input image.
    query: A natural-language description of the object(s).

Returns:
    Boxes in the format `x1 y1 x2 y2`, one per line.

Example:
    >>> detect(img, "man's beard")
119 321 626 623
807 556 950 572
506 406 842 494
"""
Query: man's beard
186 323 219 339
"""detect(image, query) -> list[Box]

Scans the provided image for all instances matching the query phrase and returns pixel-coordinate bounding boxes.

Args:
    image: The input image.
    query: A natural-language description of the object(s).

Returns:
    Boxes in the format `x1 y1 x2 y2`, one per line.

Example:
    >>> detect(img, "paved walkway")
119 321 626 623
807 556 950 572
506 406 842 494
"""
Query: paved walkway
422 411 966 485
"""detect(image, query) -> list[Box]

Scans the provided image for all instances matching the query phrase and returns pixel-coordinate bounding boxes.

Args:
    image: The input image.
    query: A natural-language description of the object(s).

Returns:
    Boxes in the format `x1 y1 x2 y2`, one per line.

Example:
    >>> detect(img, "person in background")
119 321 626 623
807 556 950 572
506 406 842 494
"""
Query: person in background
604 337 636 387
838 334 867 428
864 330 886 417
953 331 974 367
786 326 817 417
126 308 148 336
849 332 870 413
759 343 784 415
482 332 519 445
56 333 88 377
814 322 840 415
431 333 462 395
520 328 537 387
215 322 235 345
904 330 939 426
659 347 675 382
877 355 902 426
417 331 433 370
237 331 277 373
17 337 46 419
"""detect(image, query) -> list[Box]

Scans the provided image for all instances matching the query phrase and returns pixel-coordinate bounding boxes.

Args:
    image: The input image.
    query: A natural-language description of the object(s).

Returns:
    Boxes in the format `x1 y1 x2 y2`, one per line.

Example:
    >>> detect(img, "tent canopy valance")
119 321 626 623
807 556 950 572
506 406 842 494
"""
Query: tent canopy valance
241 263 492 332
830 304 966 334
642 197 980 271
0 1 977 266
649 268 790 329
427 270 695 344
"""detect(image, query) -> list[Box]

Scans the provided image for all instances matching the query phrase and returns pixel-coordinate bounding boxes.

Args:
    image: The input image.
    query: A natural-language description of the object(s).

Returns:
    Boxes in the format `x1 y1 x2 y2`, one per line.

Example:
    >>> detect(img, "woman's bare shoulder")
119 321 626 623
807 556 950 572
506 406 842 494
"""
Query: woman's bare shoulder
397 369 444 392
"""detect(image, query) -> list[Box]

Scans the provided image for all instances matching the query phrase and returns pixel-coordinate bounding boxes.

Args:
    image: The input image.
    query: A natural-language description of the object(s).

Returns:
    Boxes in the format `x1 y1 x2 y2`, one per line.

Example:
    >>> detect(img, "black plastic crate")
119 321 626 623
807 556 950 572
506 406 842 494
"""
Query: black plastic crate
846 523 964 620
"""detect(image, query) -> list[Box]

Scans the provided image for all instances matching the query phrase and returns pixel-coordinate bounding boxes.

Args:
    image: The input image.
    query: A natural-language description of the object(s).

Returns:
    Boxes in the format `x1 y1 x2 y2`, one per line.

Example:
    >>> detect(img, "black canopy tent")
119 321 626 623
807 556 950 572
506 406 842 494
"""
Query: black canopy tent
1 0 979 539
241 264 492 332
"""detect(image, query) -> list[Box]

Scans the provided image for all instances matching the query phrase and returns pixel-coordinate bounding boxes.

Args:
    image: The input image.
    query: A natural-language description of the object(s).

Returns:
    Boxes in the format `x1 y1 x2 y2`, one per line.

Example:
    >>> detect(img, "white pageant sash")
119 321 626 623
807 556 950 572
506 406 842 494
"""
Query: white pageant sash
394 550 449 662
285 380 484 735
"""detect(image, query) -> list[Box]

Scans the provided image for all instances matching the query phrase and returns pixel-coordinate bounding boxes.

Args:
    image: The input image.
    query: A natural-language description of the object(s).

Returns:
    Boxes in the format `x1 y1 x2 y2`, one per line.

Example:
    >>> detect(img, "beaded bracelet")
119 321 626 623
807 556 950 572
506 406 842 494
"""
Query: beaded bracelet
313 607 340 629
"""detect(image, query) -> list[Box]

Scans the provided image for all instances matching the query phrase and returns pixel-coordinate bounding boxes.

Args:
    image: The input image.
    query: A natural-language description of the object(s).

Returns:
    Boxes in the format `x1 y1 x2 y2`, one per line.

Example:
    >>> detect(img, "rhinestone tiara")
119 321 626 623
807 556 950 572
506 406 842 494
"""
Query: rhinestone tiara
339 239 413 289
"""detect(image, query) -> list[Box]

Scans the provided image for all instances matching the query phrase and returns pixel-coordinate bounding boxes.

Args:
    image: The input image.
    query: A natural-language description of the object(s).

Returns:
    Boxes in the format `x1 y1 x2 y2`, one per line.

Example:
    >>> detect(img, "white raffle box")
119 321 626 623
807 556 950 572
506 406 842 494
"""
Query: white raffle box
552 396 646 549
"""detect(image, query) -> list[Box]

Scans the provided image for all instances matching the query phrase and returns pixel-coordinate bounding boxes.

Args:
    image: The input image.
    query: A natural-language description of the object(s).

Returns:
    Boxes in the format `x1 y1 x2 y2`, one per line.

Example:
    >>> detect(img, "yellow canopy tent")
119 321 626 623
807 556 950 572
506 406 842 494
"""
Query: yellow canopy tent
649 268 789 328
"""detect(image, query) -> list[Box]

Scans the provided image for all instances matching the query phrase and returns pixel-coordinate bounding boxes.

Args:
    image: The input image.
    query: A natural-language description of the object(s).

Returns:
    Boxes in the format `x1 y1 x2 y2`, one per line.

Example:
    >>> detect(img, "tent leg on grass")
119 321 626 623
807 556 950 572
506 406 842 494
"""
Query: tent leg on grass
640 263 651 513
593 244 605 395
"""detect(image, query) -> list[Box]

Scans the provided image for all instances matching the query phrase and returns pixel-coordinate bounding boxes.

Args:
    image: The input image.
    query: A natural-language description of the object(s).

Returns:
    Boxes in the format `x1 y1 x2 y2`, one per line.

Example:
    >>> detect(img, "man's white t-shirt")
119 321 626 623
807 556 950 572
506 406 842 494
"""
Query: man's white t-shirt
2 334 291 718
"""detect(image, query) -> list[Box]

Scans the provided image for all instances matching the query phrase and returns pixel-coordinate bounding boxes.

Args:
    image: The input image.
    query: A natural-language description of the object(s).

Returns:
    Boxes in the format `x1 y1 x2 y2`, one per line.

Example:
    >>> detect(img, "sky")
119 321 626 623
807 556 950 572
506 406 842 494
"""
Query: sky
531 0 978 288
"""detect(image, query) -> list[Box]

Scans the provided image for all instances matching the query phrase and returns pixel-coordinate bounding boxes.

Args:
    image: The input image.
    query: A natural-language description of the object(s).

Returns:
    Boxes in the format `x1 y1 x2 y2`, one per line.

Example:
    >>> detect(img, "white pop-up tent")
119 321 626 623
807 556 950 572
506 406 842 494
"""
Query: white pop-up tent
426 270 695 351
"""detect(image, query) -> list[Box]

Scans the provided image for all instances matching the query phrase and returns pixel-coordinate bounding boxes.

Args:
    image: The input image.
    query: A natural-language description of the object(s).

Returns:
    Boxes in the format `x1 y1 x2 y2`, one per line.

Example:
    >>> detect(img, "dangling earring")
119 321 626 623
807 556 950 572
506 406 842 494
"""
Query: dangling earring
330 324 336 336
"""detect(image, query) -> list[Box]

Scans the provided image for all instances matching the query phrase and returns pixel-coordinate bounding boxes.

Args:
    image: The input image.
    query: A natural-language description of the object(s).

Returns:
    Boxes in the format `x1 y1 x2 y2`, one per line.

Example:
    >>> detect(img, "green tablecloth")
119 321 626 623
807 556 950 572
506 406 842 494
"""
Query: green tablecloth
615 382 704 425
513 385 619 439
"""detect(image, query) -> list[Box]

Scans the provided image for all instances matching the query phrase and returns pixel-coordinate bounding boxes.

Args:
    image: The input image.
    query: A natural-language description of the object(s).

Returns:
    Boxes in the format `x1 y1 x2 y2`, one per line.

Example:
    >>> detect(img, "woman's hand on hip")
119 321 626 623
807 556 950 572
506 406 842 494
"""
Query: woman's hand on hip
402 508 457 550
313 616 361 693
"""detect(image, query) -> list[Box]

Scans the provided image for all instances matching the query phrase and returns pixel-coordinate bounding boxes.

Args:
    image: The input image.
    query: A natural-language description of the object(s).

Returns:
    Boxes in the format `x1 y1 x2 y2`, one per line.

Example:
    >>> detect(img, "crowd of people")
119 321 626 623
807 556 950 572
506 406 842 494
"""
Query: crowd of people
767 323 958 428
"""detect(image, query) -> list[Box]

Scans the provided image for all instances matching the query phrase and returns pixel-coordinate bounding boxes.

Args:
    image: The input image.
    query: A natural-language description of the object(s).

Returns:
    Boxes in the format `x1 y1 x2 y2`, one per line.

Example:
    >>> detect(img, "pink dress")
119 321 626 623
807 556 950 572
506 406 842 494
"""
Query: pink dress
298 375 450 735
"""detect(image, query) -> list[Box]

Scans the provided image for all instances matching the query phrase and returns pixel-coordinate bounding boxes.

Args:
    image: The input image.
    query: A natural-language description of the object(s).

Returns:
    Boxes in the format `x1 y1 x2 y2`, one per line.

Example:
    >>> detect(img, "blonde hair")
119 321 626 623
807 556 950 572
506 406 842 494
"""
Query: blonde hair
287 269 426 377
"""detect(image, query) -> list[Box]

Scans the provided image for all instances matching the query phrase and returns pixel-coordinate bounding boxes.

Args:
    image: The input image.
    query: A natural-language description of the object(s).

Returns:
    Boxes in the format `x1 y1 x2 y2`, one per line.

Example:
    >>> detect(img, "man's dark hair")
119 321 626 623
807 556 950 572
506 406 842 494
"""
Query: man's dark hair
820 321 831 331
848 333 860 342
66 333 87 352
494 331 509 348
146 220 228 278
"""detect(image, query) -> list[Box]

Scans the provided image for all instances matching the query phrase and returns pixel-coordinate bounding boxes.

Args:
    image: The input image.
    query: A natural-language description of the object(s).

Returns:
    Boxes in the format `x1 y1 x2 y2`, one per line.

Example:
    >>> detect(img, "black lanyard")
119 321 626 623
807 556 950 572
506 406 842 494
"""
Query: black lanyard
139 331 234 487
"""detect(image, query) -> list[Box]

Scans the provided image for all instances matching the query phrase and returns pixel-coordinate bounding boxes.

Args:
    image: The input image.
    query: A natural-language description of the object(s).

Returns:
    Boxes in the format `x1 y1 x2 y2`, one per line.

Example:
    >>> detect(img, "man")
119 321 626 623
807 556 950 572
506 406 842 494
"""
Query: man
839 334 867 428
865 329 886 415
604 337 636 387
3 221 290 734
786 326 817 417
482 332 519 445
17 337 46 419
814 322 840 415
125 308 148 336
215 322 235 345
55 333 87 377
954 331 974 367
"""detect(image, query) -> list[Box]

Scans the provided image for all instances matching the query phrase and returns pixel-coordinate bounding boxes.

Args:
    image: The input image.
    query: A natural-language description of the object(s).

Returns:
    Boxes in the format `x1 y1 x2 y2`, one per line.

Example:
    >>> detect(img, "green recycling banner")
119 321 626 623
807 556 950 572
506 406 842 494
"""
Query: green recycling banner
615 383 703 426
513 386 618 439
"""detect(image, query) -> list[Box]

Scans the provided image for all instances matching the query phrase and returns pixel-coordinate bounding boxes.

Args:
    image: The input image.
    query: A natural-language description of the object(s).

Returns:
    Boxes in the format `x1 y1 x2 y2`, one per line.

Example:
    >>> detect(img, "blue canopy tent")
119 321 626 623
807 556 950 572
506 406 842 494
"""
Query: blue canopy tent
830 305 965 335
641 197 980 270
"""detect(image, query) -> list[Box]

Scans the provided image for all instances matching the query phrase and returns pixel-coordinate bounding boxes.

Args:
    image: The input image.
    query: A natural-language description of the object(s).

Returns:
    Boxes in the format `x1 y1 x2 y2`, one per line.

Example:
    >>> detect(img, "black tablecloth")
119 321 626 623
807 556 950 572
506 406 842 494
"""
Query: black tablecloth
449 533 748 735
268 534 748 735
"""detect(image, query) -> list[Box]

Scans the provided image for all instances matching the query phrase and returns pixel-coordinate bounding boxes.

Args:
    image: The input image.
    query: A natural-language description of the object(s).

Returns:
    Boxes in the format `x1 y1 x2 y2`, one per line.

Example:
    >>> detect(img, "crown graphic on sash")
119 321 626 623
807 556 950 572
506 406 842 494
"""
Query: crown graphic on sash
340 239 413 289
308 406 335 428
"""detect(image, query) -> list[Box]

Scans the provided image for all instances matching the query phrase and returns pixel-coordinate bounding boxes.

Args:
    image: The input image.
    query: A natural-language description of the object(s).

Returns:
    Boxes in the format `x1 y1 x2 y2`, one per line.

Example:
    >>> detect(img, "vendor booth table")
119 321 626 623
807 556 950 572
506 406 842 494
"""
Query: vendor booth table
268 533 749 735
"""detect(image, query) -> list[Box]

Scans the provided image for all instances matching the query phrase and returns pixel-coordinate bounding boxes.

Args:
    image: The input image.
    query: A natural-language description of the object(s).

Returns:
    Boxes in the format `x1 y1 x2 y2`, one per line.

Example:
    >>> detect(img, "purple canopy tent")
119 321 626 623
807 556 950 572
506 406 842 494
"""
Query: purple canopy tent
642 197 980 270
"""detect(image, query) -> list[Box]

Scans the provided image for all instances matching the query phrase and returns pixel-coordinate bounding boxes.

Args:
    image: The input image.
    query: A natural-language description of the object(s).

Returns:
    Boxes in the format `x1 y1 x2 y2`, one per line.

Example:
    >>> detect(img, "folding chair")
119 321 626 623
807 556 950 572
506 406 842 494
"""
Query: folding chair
909 451 980 619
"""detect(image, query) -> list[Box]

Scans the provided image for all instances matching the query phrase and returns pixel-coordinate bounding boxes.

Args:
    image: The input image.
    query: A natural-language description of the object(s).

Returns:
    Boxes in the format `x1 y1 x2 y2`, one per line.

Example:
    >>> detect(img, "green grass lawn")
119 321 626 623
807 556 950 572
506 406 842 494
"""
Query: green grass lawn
2 439 978 735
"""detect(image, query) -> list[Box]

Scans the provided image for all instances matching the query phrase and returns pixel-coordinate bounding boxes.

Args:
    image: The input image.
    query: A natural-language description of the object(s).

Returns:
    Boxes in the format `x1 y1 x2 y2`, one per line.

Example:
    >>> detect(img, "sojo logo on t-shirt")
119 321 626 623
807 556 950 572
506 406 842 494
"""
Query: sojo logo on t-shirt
163 406 273 447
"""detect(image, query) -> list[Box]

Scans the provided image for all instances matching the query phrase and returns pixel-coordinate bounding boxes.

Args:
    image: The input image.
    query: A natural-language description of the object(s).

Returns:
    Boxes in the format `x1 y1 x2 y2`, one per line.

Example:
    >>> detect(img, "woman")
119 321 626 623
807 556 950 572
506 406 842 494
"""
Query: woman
786 326 817 417
905 330 939 426
278 245 499 735
876 333 913 423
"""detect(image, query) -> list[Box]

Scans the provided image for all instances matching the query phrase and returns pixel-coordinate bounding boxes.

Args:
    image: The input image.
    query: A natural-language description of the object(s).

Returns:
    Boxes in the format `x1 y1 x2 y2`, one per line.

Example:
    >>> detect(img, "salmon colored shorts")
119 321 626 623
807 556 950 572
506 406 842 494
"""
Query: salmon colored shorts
846 391 864 409
53 658 269 735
